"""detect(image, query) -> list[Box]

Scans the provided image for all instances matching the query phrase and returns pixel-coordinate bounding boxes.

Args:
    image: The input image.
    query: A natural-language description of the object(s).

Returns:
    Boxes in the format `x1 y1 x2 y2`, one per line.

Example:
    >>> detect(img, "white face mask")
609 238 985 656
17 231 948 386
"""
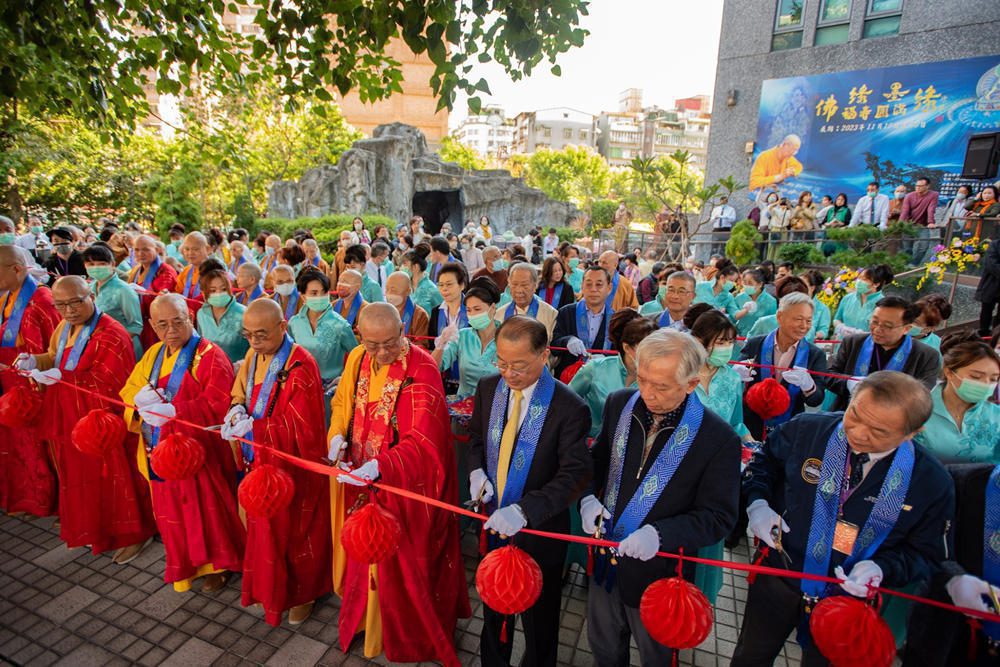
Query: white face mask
385 293 404 307
274 283 295 296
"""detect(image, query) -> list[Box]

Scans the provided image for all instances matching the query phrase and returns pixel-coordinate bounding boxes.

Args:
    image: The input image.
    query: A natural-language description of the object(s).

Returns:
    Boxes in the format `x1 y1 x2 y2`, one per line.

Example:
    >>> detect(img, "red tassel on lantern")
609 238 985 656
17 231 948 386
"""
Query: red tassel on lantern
746 377 791 421
150 434 205 480
809 596 895 667
71 409 126 457
341 500 402 564
476 546 543 620
559 358 586 384
639 577 714 650
0 384 43 428
238 464 295 518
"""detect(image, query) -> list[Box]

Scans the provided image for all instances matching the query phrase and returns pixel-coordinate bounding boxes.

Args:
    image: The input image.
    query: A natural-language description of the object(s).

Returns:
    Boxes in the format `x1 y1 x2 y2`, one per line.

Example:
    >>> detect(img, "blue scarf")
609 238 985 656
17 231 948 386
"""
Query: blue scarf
760 331 810 426
242 335 294 465
505 296 540 321
238 284 263 305
983 465 1000 642
274 290 300 320
539 283 564 307
229 256 247 273
575 301 611 351
182 266 201 298
606 271 620 311
438 303 468 379
335 291 363 326
143 333 201 482
1 276 39 348
55 308 102 371
658 309 672 328
134 257 162 290
401 298 415 334
854 335 912 377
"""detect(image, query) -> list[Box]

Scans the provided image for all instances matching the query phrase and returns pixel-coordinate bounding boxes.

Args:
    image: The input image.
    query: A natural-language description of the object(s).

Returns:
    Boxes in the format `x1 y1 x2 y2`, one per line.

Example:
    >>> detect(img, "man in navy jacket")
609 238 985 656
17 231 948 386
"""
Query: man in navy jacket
551 266 613 378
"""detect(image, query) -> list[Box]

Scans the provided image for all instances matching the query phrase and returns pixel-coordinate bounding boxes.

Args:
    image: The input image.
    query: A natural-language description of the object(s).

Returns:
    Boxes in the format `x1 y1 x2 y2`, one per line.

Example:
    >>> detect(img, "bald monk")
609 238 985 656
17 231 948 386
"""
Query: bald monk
0 246 60 516
597 251 639 312
329 303 470 665
332 269 368 330
175 232 210 301
383 271 430 349
15 276 155 560
259 235 282 290
120 294 245 590
128 234 179 349
224 299 331 625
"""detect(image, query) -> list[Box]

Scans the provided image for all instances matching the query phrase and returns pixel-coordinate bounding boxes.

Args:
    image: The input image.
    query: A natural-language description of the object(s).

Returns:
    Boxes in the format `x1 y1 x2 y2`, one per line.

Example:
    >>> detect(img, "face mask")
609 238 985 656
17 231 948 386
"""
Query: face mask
399 243 408 252
955 193 967 201
0 233 15 245
86 266 114 282
895 192 905 200
854 280 872 295
305 296 330 312
723 280 735 292
207 293 231 307
468 312 493 330
265 247 276 256
708 345 734 368
954 376 996 404
274 283 295 297
493 259 507 272
744 285 758 296
568 258 580 270
31 226 43 234
657 285 668 301
401 267 413 278
386 293 404 307
54 244 73 257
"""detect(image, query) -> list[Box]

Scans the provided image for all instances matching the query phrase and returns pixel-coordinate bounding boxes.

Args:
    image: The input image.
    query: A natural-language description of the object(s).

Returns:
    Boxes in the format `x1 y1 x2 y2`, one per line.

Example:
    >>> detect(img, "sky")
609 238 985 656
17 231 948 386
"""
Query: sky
449 0 725 128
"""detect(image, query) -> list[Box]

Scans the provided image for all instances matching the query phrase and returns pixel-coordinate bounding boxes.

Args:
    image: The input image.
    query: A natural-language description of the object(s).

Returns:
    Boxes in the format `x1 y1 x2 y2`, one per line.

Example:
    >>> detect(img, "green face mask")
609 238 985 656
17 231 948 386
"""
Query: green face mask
401 267 413 278
744 285 758 296
568 258 580 270
723 280 735 292
86 266 114 282
207 293 231 308
493 259 508 271
468 312 493 330
30 226 43 234
708 345 733 368
0 233 16 245
954 376 996 404
657 285 668 301
854 280 872 295
305 296 330 312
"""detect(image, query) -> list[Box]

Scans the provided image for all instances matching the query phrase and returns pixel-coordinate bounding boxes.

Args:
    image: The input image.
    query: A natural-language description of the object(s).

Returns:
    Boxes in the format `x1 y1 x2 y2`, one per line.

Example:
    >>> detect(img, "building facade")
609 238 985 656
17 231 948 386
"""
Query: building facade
511 107 596 154
706 0 1000 213
597 91 711 170
451 105 515 161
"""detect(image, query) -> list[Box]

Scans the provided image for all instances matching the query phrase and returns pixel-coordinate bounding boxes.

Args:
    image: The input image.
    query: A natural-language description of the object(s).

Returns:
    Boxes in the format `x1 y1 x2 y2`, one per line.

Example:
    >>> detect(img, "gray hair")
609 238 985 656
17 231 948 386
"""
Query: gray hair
778 292 815 312
854 371 933 433
271 264 294 279
302 238 318 251
635 329 707 384
238 262 262 280
508 262 538 284
0 215 14 233
665 270 696 288
483 245 501 257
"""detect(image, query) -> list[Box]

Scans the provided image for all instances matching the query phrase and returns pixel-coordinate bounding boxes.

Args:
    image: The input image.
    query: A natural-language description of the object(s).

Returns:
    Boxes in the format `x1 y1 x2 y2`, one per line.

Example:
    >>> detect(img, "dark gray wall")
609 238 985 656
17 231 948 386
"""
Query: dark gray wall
706 0 1000 215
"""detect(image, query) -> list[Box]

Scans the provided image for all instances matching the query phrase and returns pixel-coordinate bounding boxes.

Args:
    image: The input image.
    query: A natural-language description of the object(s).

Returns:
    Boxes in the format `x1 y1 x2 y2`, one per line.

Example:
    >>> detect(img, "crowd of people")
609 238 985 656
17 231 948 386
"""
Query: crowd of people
2 210 1000 666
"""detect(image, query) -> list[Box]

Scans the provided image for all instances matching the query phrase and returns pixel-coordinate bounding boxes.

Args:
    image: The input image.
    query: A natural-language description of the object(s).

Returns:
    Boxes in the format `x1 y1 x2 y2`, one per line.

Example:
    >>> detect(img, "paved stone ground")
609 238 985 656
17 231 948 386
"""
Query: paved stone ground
0 514 804 666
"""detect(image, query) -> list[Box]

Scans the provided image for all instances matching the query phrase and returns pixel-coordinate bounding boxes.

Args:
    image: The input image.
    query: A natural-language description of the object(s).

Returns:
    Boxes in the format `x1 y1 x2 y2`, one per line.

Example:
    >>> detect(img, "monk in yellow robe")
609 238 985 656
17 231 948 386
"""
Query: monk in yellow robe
749 134 804 190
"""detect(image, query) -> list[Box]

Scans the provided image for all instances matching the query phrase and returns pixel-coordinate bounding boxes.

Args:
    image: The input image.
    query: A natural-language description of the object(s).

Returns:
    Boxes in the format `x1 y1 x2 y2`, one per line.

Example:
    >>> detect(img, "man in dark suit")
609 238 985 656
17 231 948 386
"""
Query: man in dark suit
732 371 954 665
44 227 86 278
584 328 741 665
552 266 613 378
467 315 591 667
827 296 940 410
740 292 828 440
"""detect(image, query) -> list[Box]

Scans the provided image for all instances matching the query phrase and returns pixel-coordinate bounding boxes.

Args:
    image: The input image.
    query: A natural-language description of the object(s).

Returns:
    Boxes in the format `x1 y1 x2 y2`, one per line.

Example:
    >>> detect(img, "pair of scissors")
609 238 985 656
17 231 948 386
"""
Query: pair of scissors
770 512 793 569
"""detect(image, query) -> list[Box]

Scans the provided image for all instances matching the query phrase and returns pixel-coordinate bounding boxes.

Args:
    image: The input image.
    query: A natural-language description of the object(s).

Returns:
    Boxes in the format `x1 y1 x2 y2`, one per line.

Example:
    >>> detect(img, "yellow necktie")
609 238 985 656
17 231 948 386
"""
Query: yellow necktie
496 389 524 500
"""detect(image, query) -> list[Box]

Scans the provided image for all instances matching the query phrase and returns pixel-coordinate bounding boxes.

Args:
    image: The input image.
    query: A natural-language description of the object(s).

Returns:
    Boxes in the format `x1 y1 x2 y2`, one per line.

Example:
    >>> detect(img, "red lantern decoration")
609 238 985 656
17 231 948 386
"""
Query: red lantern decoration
639 577 713 649
342 500 402 564
559 358 586 384
238 464 295 518
476 545 543 615
71 409 126 457
150 434 205 480
0 384 43 427
810 596 895 667
746 377 791 421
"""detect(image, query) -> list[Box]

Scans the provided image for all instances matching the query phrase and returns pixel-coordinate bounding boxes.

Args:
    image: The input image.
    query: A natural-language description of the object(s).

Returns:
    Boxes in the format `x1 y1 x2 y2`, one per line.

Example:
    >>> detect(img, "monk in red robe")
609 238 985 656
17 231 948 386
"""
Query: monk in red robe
127 234 178 349
225 298 331 625
17 276 155 560
0 245 61 516
329 302 470 666
121 293 246 591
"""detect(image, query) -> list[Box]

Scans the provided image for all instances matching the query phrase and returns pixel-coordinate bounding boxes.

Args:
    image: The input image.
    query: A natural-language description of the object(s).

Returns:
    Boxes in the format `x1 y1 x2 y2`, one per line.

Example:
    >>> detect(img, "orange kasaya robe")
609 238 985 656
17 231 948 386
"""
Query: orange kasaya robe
173 264 205 323
0 281 60 516
128 260 178 350
233 342 332 625
37 314 156 553
121 336 245 590
329 343 470 667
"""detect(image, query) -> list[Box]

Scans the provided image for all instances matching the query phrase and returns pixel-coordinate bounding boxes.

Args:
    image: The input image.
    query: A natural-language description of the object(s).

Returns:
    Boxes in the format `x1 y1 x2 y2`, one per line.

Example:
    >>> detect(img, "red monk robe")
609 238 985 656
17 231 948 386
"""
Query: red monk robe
329 343 470 666
37 314 155 553
128 261 178 350
232 343 331 625
121 337 245 589
0 281 60 515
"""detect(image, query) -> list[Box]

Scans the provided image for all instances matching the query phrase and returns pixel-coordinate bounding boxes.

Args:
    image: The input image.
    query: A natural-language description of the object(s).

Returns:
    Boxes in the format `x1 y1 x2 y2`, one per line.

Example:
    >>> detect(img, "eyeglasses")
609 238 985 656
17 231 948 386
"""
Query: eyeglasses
362 336 403 352
241 329 274 342
53 298 88 310
869 319 906 333
659 287 691 295
493 354 542 376
154 319 190 332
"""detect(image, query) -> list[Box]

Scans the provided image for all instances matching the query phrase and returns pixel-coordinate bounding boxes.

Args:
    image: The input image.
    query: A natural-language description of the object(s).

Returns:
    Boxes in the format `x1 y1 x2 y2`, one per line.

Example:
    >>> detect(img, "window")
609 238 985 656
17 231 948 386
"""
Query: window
816 0 851 45
771 31 803 50
563 128 573 139
819 0 850 21
579 129 588 140
864 0 902 38
772 0 804 51
542 127 551 138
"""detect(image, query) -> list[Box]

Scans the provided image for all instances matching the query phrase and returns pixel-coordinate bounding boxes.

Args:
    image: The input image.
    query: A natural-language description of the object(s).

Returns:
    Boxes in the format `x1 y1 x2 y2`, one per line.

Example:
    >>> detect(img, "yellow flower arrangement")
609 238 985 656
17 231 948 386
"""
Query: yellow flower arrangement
917 236 990 290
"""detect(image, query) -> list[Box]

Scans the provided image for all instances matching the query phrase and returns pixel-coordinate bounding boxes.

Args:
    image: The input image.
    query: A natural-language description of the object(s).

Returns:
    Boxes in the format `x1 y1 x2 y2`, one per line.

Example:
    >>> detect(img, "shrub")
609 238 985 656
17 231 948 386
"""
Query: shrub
777 243 825 268
255 213 398 249
724 220 761 266
589 199 618 232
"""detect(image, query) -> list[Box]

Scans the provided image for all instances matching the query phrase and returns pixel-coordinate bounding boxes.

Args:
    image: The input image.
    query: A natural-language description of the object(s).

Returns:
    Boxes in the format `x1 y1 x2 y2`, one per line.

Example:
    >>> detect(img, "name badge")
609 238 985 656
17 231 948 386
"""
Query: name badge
832 519 860 555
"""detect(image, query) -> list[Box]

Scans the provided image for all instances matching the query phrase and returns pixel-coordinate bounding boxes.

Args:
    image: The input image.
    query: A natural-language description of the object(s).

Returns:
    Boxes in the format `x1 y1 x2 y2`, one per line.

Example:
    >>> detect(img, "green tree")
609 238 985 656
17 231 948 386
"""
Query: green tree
524 145 611 208
438 136 486 171
725 220 761 265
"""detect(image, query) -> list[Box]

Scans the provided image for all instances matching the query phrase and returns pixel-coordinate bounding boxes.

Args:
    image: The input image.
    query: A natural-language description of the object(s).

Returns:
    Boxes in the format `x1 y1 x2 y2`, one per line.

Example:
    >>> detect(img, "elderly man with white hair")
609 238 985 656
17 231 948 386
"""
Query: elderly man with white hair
494 262 558 339
300 238 329 275
583 328 740 666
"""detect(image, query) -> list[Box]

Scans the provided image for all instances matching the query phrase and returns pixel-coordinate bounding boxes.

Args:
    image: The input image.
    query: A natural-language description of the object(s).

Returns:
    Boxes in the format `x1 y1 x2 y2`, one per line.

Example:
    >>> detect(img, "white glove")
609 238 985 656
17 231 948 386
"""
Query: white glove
232 360 243 376
223 416 253 440
328 434 347 461
566 336 587 357
224 404 248 427
484 504 528 537
29 368 62 386
733 363 756 383
580 494 611 535
617 524 661 561
946 574 1000 614
743 300 758 314
469 468 494 505
747 499 789 548
134 384 164 409
14 353 36 371
337 458 379 486
835 560 883 597
138 402 176 427
847 378 863 394
782 366 816 393
434 323 459 350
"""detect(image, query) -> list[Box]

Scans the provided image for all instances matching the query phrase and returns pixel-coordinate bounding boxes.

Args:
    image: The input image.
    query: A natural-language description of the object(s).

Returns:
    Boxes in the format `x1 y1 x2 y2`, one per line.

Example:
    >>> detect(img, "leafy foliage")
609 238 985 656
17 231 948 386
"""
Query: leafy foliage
523 146 611 209
589 199 619 232
724 220 762 266
438 136 486 171
255 213 398 248
776 242 825 268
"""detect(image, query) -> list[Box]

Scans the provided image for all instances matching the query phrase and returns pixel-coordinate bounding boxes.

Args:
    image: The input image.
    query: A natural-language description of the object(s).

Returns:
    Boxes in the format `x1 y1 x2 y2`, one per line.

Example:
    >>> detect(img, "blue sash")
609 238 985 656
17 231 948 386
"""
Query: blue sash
575 301 611 351
55 309 102 371
760 331 810 426
854 335 911 377
182 267 200 298
229 256 246 273
241 335 293 464
335 292 362 326
606 272 620 312
274 290 299 320
505 296 540 321
239 284 263 305
1 276 38 348
983 465 1000 642
486 368 556 508
438 303 468 379
310 256 320 267
143 333 201 482
539 283 563 307
657 308 672 328
133 257 161 290
402 298 415 334
801 425 914 603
